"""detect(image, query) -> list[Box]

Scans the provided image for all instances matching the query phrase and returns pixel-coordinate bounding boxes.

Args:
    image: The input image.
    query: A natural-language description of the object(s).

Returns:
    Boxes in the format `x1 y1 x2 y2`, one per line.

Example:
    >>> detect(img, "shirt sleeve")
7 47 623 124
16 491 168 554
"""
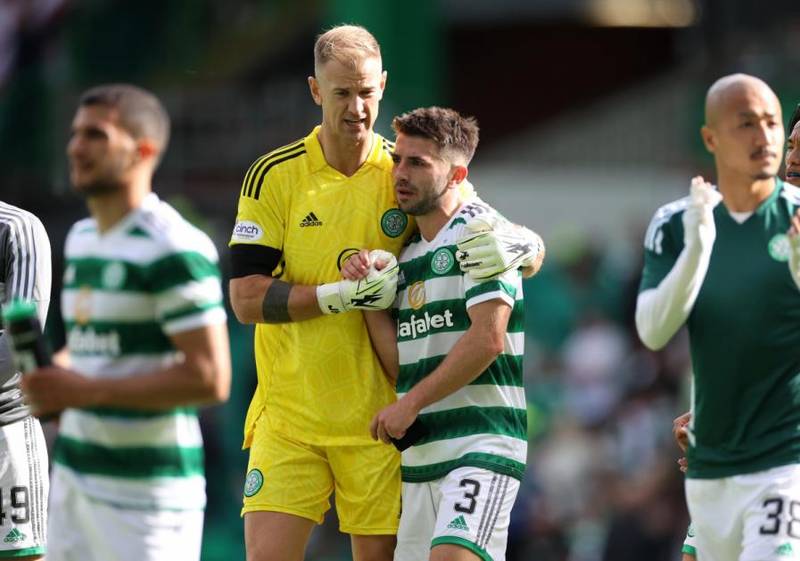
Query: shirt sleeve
635 208 712 350
639 210 683 292
464 268 520 310
452 207 522 310
228 155 288 251
150 247 227 335
3 211 51 325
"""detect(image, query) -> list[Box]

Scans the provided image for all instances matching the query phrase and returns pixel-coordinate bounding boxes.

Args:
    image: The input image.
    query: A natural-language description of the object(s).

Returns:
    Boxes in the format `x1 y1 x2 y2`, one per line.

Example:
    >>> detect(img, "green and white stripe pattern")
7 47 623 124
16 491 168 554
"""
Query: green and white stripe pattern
56 193 226 510
396 200 526 483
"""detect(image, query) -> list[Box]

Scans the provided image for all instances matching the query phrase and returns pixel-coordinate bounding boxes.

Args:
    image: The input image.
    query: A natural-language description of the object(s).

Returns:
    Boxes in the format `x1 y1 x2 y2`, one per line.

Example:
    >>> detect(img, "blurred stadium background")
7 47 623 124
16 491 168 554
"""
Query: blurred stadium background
2 0 799 559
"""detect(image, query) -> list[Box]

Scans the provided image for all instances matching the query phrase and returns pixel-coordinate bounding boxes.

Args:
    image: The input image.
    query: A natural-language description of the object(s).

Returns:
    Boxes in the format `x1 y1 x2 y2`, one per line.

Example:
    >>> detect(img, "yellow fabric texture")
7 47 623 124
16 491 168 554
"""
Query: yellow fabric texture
231 127 413 447
242 419 401 533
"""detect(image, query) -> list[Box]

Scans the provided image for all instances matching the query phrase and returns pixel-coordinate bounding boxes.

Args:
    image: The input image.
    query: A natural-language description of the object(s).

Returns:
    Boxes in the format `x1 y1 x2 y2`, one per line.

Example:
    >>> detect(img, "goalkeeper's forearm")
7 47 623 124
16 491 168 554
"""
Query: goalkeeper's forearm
229 275 325 324
635 243 711 350
231 254 397 323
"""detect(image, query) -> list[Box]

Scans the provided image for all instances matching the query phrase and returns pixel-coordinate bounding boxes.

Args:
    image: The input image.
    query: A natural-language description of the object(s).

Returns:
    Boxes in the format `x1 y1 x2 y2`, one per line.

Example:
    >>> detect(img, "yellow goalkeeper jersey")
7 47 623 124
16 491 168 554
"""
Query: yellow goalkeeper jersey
231 127 414 446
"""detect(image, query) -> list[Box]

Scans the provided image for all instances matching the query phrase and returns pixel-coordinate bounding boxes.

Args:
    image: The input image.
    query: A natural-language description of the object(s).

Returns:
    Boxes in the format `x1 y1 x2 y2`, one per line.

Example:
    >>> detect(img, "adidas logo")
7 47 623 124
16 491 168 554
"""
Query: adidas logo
446 515 469 532
3 528 26 543
776 543 794 556
299 212 322 227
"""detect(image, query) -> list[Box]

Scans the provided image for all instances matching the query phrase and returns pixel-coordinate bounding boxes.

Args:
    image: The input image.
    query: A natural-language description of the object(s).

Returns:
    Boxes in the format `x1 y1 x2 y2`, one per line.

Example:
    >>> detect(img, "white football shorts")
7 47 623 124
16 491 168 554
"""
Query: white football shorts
0 416 48 558
47 466 204 561
394 466 520 561
686 463 800 561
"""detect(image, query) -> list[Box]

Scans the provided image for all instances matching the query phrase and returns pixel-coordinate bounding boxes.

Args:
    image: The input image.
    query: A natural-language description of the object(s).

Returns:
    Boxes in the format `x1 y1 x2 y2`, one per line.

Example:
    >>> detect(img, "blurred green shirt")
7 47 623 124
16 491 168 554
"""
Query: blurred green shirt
640 179 800 478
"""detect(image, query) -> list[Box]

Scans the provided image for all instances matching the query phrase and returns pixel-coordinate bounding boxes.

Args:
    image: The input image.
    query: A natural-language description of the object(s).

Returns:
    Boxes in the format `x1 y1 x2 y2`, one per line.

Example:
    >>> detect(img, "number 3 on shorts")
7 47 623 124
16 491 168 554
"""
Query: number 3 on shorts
759 497 800 538
454 479 481 515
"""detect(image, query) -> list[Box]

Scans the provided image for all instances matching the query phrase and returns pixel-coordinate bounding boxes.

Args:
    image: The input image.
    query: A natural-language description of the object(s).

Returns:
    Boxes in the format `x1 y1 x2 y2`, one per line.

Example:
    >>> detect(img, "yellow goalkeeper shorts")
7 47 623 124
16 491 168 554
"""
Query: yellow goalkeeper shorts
241 417 401 535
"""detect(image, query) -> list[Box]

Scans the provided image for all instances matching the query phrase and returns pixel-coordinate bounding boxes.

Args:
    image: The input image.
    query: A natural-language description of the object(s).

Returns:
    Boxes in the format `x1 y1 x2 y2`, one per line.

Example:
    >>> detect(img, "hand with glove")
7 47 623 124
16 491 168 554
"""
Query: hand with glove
456 214 545 281
316 249 399 314
683 176 722 250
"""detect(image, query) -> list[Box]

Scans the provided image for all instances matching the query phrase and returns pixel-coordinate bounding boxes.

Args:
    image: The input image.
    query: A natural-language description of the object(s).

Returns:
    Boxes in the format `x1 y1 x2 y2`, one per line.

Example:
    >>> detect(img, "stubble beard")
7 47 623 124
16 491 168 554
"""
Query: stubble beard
73 177 124 198
400 183 449 217
71 156 130 198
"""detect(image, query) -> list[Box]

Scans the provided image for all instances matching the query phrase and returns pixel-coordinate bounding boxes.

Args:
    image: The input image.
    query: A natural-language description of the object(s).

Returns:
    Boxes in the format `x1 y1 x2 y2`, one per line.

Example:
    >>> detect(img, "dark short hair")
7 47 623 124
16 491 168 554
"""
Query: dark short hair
789 103 800 136
79 84 170 165
391 106 479 164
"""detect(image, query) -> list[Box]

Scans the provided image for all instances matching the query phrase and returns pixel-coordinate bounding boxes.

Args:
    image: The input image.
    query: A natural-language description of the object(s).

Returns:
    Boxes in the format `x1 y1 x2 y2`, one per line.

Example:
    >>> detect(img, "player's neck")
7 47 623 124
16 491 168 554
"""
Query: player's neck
317 126 372 177
717 173 776 213
417 194 463 242
88 179 151 233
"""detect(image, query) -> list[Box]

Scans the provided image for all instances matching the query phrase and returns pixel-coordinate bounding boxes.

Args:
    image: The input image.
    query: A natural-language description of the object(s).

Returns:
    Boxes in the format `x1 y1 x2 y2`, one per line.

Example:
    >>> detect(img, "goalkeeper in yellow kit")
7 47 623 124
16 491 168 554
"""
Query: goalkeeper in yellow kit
228 25 542 561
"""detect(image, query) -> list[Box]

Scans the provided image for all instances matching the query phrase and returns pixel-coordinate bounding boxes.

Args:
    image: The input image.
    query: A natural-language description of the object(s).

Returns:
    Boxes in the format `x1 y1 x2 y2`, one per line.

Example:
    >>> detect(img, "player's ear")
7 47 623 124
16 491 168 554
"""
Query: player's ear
378 70 387 100
136 139 158 163
700 125 716 153
308 76 322 106
449 165 468 187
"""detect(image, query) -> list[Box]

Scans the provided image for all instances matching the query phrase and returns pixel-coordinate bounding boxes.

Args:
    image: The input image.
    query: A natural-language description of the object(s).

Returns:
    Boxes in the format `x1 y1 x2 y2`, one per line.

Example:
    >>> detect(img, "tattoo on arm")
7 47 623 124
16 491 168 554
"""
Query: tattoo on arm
261 280 292 323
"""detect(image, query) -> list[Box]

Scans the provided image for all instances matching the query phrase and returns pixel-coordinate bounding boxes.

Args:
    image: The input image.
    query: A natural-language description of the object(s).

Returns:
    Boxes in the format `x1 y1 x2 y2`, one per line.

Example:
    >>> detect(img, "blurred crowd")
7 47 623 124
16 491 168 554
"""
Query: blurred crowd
509 234 691 561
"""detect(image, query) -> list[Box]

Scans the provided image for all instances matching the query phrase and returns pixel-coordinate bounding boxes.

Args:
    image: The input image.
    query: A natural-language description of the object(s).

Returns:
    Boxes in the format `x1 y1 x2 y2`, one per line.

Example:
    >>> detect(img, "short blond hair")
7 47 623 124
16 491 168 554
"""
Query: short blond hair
314 25 381 75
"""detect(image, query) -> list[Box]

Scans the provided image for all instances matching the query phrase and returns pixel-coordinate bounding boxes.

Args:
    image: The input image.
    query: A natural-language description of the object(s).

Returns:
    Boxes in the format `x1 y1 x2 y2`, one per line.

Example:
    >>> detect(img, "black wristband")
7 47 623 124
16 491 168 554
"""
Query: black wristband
261 279 292 323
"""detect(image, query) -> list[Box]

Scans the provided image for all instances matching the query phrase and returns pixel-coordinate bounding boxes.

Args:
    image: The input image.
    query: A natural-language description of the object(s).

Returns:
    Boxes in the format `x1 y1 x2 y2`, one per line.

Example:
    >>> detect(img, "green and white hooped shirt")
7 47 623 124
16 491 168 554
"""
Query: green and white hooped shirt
57 193 226 510
395 200 526 483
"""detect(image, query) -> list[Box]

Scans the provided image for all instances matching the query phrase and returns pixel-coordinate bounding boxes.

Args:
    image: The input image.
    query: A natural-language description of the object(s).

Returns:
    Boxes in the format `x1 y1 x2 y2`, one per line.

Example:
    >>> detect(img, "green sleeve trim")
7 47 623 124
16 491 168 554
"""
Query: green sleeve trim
682 544 696 556
431 536 491 561
161 300 224 322
465 280 517 302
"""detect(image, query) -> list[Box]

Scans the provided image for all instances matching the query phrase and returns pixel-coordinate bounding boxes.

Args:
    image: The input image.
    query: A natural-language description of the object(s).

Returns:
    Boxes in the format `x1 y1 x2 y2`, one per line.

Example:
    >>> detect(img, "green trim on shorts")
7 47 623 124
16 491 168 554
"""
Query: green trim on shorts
0 545 45 557
431 536 491 561
682 544 696 556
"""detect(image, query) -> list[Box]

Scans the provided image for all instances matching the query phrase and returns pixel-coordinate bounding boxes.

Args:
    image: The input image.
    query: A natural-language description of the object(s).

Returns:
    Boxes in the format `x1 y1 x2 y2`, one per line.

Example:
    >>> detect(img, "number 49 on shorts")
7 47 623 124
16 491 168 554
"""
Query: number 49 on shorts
0 486 30 526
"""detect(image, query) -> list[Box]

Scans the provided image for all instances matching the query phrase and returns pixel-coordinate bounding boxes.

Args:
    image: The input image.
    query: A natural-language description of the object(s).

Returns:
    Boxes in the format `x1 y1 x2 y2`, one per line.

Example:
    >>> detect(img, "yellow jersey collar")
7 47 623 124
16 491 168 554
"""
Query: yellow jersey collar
304 125 388 174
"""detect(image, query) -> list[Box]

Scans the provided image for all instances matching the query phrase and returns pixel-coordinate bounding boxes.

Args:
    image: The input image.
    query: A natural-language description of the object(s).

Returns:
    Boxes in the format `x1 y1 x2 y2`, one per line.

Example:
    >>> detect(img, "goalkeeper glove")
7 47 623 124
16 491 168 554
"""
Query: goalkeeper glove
456 215 545 281
317 250 399 314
